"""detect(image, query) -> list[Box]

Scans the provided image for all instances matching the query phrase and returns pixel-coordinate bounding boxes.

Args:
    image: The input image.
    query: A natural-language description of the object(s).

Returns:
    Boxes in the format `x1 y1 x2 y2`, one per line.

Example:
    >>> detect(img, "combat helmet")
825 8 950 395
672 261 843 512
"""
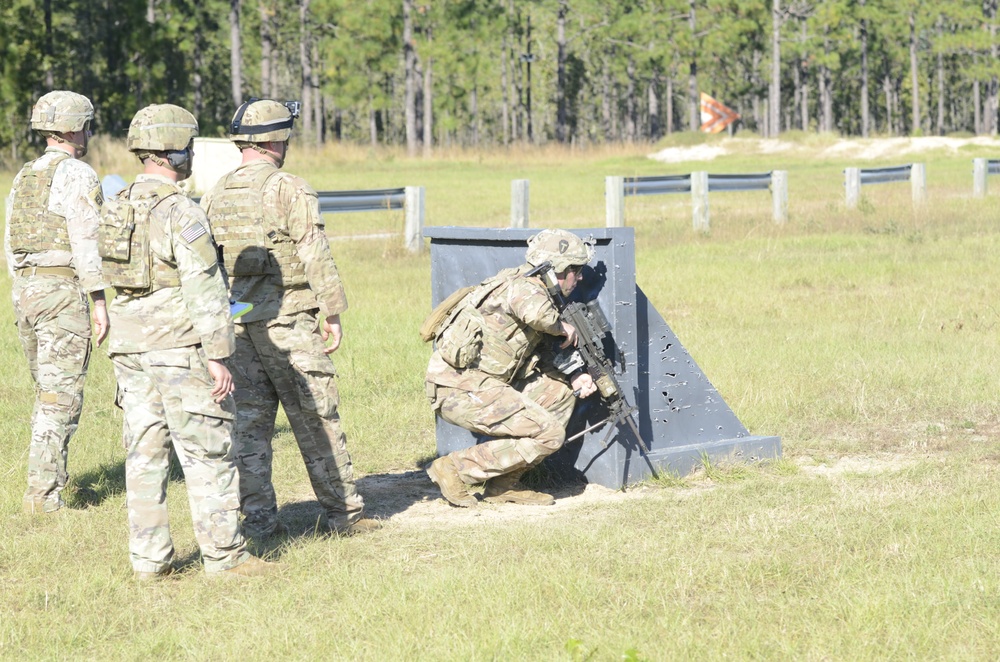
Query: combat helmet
127 104 198 153
228 99 298 144
525 229 594 273
30 91 94 133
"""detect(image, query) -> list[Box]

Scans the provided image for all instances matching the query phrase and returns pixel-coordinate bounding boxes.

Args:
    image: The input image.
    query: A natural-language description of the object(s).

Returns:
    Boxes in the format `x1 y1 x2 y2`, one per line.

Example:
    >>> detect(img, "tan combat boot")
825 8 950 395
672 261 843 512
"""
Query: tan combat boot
134 565 174 582
330 518 383 537
208 556 279 580
483 470 555 506
426 456 477 507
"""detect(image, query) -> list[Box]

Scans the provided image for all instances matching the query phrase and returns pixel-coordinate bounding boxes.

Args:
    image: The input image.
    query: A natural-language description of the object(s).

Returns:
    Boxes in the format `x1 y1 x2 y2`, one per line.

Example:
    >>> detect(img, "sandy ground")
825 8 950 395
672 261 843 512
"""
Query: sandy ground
270 454 922 534
648 135 1000 164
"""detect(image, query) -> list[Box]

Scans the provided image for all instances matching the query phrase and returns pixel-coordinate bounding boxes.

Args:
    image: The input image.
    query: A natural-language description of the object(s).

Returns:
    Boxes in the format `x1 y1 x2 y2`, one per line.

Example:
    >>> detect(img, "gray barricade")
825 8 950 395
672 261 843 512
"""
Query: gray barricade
422 225 781 489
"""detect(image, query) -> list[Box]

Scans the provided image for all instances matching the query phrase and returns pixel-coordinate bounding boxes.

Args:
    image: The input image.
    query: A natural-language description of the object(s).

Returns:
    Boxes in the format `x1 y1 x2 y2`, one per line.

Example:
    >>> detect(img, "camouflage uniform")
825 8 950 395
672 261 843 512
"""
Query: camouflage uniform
201 160 363 535
105 172 248 574
426 265 577 483
4 147 106 513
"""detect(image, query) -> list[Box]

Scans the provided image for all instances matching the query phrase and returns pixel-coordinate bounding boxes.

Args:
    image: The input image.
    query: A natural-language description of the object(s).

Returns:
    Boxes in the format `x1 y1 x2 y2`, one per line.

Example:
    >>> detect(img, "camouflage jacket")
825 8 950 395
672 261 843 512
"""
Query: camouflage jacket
200 161 348 323
426 264 564 389
4 147 106 293
106 174 234 359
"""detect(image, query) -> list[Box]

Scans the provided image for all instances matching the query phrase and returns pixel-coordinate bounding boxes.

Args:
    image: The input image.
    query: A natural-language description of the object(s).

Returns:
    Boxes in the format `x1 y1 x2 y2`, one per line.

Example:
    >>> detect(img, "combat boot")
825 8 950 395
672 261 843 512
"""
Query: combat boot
426 456 477 508
329 518 383 537
483 470 555 506
134 565 174 582
208 556 279 580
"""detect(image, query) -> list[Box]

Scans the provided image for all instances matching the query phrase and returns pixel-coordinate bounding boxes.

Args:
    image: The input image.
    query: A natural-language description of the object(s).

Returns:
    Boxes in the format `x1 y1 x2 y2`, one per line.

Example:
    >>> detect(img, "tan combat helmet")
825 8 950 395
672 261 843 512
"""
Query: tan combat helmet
228 98 298 143
525 229 594 273
127 104 199 153
30 90 94 133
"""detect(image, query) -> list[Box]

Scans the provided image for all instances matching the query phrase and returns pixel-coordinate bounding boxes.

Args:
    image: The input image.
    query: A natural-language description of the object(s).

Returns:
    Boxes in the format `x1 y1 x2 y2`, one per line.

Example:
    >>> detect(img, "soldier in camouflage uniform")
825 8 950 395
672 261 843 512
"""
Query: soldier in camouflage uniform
201 99 376 538
425 229 599 507
102 104 274 580
4 91 109 514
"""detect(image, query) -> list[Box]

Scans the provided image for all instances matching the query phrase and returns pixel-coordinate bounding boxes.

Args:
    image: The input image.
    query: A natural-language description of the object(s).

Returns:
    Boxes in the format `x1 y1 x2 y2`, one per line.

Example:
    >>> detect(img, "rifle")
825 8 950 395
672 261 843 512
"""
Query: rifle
527 262 658 477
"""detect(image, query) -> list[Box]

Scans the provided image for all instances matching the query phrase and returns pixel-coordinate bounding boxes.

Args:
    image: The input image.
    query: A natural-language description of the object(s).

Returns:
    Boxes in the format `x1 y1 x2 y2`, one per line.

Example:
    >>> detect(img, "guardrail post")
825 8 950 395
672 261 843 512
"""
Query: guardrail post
911 162 927 206
511 179 530 228
605 176 625 228
770 170 788 225
691 171 709 233
974 158 988 198
404 186 424 253
845 167 861 209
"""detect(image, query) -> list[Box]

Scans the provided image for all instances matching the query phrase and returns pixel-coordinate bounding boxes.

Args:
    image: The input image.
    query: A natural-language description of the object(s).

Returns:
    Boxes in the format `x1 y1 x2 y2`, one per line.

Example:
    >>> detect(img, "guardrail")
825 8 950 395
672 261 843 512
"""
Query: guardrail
844 163 926 209
317 186 423 252
605 171 788 232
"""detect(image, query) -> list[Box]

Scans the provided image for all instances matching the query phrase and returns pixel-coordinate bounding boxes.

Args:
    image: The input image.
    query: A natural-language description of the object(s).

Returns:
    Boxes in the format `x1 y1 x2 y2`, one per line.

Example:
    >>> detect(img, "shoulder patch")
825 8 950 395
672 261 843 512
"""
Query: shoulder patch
88 185 104 209
181 222 207 243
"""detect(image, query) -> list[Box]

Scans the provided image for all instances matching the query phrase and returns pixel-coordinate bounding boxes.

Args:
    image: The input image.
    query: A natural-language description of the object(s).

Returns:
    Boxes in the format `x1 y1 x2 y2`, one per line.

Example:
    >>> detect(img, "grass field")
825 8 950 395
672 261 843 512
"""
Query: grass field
3 134 1000 659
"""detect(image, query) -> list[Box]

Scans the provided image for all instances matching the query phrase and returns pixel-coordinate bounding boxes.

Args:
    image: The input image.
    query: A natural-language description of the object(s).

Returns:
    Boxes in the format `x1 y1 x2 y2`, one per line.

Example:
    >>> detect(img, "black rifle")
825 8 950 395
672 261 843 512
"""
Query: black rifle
527 262 658 477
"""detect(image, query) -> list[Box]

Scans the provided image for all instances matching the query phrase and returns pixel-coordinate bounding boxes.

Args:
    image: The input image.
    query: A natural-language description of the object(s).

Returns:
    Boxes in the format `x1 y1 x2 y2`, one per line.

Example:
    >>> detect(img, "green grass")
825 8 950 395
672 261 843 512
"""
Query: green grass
3 139 1000 658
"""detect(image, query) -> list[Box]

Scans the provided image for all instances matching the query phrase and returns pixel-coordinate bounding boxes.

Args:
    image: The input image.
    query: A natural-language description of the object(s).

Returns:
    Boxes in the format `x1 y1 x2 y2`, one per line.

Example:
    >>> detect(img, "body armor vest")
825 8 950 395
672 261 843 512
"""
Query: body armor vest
436 267 546 383
98 182 182 295
8 152 72 254
209 165 308 287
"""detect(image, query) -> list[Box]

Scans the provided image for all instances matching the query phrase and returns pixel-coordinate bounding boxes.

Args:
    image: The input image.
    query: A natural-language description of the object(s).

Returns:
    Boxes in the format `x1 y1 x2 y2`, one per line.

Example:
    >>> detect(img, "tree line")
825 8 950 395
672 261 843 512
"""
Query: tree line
2 0 999 163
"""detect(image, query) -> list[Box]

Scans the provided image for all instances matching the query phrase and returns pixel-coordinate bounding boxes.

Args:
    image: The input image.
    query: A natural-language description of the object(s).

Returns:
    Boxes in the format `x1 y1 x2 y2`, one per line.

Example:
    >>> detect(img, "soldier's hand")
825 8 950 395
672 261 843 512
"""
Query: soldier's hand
207 359 235 403
322 314 343 354
92 299 109 347
559 321 579 349
571 372 597 398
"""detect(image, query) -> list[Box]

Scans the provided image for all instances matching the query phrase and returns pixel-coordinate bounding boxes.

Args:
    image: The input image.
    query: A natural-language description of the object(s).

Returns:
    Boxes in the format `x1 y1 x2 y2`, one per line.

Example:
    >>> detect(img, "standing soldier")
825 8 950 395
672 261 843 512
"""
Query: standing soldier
4 91 109 515
101 104 273 579
201 98 376 538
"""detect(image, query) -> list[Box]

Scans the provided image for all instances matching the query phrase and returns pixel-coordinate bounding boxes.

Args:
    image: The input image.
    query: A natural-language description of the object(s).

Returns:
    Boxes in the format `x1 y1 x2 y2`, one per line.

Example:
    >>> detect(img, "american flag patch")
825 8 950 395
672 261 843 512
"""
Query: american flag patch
180 222 207 243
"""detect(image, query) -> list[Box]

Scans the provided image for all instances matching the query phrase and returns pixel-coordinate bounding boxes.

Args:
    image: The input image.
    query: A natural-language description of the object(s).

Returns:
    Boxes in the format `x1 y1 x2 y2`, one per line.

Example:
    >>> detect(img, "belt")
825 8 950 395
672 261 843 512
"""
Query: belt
15 266 78 279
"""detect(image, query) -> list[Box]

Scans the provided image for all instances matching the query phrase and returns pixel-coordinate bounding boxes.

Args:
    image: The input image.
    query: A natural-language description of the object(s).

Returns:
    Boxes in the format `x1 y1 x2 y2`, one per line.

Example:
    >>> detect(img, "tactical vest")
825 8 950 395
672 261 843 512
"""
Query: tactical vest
7 152 72 254
98 182 182 294
208 165 308 286
435 266 546 383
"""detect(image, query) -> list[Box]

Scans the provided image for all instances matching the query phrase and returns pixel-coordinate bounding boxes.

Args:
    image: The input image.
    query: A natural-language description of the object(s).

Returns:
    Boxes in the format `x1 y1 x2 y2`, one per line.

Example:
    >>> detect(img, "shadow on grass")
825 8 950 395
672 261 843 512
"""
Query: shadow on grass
68 451 185 509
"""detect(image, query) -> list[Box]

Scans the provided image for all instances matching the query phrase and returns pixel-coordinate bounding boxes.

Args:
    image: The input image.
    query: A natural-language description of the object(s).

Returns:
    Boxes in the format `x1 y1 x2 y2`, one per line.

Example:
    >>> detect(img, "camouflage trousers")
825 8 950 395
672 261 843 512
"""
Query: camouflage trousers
231 311 363 535
112 346 248 574
429 371 576 484
13 274 92 512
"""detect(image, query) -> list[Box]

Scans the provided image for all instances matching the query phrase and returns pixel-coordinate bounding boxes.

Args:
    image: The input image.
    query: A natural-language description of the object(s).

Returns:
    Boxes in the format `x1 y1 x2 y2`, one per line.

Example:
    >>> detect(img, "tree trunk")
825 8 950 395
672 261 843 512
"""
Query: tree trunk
625 53 637 142
193 6 205 117
403 0 418 155
988 1 999 134
469 85 479 146
299 0 313 141
936 15 944 135
259 1 274 98
819 35 831 132
884 74 893 135
648 74 661 140
311 41 322 146
601 54 613 141
555 0 568 142
860 1 869 137
666 75 674 135
688 0 699 131
43 0 54 90
793 47 802 129
769 0 781 138
975 76 982 134
423 35 433 156
909 11 919 135
230 0 243 108
501 33 509 146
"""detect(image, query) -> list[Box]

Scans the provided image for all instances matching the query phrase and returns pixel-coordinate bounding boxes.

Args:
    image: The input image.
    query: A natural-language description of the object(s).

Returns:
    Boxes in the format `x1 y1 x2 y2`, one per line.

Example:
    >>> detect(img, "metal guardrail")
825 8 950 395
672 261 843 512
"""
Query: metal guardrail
707 173 772 192
317 188 406 214
988 159 1000 175
858 165 912 185
624 175 692 196
624 172 774 196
